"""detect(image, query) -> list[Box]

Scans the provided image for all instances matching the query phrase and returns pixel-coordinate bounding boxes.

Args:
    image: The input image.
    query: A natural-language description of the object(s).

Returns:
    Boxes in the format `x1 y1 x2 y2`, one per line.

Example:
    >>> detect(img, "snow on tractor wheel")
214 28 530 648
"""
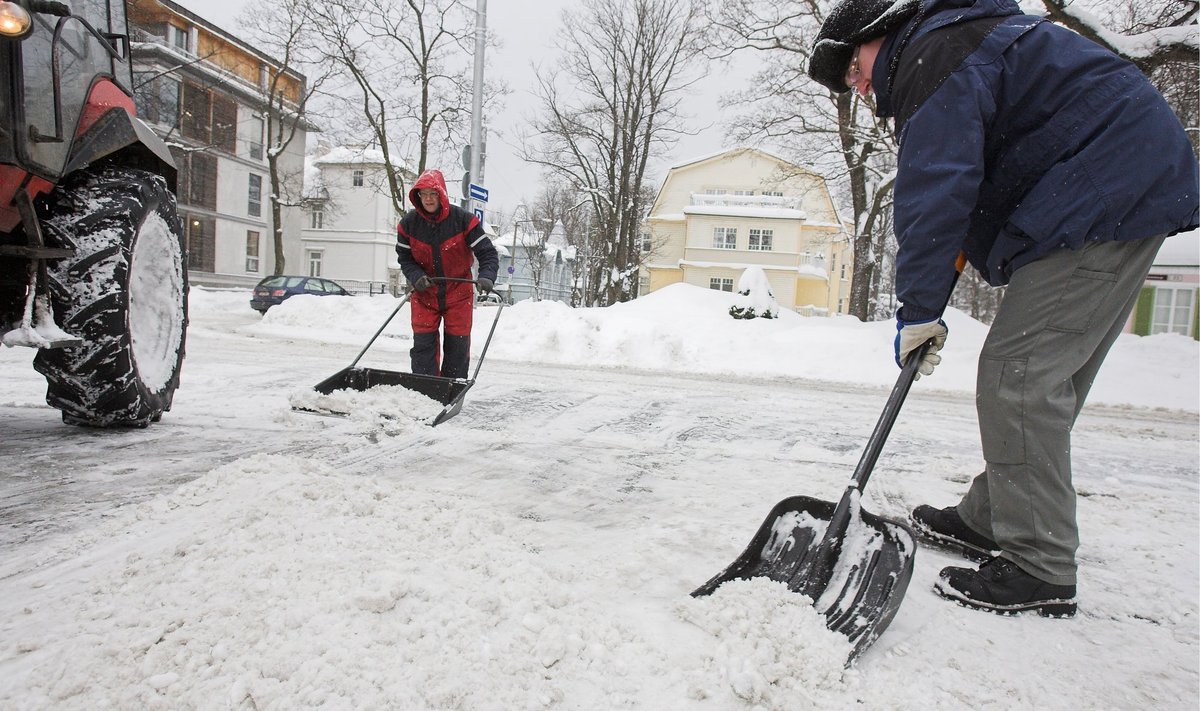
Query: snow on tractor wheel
33 166 188 427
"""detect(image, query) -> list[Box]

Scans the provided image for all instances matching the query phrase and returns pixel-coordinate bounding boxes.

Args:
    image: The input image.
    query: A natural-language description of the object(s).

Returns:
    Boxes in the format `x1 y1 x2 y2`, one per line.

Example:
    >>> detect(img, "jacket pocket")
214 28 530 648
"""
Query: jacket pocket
977 356 1027 464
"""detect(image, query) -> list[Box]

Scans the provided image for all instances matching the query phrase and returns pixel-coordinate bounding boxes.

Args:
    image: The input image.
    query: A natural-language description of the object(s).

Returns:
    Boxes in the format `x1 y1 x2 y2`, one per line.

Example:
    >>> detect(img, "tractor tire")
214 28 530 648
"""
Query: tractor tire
33 166 188 427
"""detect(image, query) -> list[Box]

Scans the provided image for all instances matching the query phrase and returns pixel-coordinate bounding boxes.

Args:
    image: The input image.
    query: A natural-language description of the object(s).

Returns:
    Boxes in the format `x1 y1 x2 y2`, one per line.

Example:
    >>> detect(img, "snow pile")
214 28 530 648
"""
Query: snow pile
224 282 1198 412
729 266 780 320
288 384 448 425
677 578 851 707
0 455 692 709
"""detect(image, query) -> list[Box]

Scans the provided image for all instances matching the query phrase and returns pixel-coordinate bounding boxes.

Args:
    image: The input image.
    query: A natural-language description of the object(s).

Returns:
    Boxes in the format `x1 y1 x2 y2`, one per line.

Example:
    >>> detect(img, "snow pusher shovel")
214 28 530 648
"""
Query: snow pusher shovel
691 340 936 663
295 278 504 426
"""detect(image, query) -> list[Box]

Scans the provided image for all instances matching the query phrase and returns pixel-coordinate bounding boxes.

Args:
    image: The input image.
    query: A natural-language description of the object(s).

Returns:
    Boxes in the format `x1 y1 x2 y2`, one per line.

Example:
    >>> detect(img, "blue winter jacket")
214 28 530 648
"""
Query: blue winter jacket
873 0 1199 321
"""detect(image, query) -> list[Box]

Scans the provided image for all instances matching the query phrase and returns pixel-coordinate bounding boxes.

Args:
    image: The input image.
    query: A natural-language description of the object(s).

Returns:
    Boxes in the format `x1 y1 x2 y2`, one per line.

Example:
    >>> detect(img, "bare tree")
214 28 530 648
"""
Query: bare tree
307 0 501 218
705 0 897 321
525 0 707 306
243 0 333 275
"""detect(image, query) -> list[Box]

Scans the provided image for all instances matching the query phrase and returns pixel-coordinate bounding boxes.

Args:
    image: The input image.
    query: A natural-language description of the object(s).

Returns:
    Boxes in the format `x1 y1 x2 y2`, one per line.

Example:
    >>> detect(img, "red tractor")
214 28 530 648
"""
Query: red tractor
0 0 186 426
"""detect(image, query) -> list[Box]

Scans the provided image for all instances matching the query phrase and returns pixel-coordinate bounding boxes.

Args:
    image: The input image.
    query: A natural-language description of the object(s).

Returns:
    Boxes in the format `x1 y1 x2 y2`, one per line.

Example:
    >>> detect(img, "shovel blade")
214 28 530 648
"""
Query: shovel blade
295 367 473 426
692 495 916 663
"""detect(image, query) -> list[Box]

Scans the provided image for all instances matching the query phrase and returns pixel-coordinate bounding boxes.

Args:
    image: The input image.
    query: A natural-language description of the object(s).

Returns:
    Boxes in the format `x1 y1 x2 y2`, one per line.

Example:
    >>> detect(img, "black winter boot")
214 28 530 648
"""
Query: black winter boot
909 505 1000 562
935 557 1077 617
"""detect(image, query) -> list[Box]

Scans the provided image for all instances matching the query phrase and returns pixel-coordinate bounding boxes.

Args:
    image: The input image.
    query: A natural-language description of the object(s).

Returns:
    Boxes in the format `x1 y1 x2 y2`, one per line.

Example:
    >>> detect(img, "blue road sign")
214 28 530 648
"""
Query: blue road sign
473 207 484 223
468 183 488 202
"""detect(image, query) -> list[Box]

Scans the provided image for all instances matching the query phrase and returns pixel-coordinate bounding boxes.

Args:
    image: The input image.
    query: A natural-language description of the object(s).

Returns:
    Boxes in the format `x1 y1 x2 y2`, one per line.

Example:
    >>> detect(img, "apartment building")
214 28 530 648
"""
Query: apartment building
128 0 309 287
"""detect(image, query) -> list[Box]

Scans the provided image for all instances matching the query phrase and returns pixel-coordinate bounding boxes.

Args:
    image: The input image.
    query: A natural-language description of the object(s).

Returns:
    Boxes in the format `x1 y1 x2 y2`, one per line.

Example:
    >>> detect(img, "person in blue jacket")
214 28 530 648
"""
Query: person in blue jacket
809 0 1198 617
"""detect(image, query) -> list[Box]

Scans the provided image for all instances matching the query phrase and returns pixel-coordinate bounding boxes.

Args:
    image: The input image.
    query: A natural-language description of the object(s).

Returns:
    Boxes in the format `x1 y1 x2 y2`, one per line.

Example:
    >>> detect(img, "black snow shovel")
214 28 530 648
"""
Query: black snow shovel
692 339 936 664
294 278 504 427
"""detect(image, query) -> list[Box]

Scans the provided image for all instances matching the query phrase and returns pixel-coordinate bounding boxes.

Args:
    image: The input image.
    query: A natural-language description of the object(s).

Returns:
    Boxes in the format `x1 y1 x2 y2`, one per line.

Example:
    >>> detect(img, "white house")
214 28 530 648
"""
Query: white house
1127 228 1199 338
301 146 414 294
492 222 576 303
641 147 854 315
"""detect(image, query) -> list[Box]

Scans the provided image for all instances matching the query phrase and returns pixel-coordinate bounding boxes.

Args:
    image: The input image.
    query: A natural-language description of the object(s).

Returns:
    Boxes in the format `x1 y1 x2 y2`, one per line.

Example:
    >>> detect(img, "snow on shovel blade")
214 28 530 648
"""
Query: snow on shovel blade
691 339 935 664
293 366 472 426
691 493 915 663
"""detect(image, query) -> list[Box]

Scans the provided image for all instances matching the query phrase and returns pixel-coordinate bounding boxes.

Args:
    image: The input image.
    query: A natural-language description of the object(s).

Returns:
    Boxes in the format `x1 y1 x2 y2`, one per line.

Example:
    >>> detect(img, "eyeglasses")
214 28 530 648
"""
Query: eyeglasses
417 190 438 199
845 45 862 91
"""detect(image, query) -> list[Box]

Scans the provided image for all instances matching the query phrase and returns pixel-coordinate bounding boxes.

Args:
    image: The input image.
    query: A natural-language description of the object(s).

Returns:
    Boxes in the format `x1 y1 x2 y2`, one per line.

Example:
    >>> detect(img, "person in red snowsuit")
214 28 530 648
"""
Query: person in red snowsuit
396 169 499 379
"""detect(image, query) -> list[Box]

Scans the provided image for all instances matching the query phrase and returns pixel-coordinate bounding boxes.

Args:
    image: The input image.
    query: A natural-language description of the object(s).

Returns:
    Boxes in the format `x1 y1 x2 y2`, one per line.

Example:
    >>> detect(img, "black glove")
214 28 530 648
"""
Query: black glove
476 277 494 294
413 275 433 291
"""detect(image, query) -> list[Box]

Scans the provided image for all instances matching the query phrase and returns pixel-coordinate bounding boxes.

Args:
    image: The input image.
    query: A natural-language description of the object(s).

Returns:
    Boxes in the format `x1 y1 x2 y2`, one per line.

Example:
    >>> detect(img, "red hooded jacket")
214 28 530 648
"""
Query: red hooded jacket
396 169 499 312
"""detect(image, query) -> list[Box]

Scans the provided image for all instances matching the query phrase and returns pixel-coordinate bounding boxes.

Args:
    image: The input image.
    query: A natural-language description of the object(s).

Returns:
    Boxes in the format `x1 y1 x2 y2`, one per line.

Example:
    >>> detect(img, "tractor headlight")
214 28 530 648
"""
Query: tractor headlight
0 1 32 39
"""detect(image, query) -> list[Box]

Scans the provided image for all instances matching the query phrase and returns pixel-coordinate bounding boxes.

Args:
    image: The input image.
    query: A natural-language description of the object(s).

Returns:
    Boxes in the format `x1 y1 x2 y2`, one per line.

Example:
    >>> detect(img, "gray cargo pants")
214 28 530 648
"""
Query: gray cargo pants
956 234 1167 586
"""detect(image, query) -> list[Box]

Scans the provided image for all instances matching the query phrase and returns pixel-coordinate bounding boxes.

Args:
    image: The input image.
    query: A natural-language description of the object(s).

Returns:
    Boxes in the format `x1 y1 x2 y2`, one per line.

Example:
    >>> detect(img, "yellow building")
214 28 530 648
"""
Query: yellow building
641 148 853 315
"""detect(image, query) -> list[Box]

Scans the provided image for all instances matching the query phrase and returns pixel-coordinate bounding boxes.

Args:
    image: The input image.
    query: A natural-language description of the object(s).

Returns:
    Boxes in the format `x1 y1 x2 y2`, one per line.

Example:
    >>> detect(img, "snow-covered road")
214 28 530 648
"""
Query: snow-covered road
1 290 1196 709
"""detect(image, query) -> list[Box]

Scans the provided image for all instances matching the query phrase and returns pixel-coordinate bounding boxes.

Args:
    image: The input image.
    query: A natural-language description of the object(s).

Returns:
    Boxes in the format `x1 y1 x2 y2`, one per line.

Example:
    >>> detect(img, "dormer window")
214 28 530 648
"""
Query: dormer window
171 25 190 53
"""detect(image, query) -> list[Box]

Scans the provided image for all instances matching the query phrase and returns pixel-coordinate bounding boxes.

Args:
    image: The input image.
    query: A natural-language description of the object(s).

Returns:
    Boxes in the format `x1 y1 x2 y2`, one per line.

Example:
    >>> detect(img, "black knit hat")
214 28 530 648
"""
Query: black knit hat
808 0 921 93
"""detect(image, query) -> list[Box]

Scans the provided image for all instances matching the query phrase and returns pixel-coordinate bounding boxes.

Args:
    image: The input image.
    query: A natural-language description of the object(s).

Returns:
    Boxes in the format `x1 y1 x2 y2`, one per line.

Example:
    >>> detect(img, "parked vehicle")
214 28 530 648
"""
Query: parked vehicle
251 275 352 313
0 0 187 427
476 292 503 306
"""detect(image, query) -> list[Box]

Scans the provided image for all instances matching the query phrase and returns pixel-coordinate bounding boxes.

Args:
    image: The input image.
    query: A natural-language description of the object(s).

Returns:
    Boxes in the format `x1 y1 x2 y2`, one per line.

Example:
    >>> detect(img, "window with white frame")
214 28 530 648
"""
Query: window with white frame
733 190 754 196
307 250 323 277
171 26 190 53
748 228 773 251
763 190 784 197
310 207 324 229
248 174 262 217
704 188 728 195
641 233 652 252
245 231 260 272
709 277 734 292
1151 286 1195 336
248 116 264 160
352 169 364 187
713 227 736 250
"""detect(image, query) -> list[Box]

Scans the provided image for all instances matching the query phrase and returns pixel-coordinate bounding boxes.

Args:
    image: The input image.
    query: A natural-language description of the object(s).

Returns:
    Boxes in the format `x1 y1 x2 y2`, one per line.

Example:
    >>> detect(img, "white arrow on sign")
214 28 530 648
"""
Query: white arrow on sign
468 183 488 203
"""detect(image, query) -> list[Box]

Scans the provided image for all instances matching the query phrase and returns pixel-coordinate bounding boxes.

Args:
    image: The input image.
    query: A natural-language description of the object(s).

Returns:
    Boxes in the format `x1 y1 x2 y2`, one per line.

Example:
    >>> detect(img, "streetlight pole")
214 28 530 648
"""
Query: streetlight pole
469 0 486 190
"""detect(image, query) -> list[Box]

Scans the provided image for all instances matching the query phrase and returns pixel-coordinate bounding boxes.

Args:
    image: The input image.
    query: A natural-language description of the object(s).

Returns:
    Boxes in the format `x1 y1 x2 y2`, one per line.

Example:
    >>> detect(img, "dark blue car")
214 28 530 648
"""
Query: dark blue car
250 275 351 314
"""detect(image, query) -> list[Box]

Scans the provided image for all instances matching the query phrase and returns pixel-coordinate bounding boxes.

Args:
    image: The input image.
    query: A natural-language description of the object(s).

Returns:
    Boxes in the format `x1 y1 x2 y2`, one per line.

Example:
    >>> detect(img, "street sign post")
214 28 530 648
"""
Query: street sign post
468 183 489 203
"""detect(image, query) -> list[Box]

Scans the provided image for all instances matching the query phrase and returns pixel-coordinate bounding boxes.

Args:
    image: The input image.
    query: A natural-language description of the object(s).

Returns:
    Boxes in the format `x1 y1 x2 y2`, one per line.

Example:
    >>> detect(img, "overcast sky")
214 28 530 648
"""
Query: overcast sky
172 0 744 226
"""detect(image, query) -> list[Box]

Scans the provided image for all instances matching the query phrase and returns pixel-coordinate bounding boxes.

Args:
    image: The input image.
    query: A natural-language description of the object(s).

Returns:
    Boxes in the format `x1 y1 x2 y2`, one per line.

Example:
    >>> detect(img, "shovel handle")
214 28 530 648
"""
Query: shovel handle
852 254 965 490
849 339 930 490
347 292 412 368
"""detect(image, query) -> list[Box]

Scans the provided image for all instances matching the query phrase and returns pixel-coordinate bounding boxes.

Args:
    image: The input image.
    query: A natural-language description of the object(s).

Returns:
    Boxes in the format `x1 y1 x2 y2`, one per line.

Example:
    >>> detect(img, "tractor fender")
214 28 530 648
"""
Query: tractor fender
62 106 178 192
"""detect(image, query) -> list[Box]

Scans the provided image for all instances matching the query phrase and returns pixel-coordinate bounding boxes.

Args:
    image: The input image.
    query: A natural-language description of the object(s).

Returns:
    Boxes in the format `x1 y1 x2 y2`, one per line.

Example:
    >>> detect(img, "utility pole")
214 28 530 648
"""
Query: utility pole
468 0 486 195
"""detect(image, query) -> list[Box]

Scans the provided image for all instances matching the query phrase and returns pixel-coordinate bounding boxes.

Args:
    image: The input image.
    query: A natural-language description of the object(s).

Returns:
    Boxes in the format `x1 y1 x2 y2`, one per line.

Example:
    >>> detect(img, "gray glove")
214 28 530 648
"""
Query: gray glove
894 317 948 379
476 277 494 294
413 275 433 291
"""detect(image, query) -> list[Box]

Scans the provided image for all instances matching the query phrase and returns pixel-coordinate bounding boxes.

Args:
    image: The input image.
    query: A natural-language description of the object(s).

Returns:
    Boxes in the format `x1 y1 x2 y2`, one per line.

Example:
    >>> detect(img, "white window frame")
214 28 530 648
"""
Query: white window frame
248 115 264 160
310 207 324 229
248 174 262 217
709 277 734 292
171 25 189 53
352 169 365 187
245 231 260 273
713 227 736 250
307 250 323 277
1151 286 1196 336
748 228 773 251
